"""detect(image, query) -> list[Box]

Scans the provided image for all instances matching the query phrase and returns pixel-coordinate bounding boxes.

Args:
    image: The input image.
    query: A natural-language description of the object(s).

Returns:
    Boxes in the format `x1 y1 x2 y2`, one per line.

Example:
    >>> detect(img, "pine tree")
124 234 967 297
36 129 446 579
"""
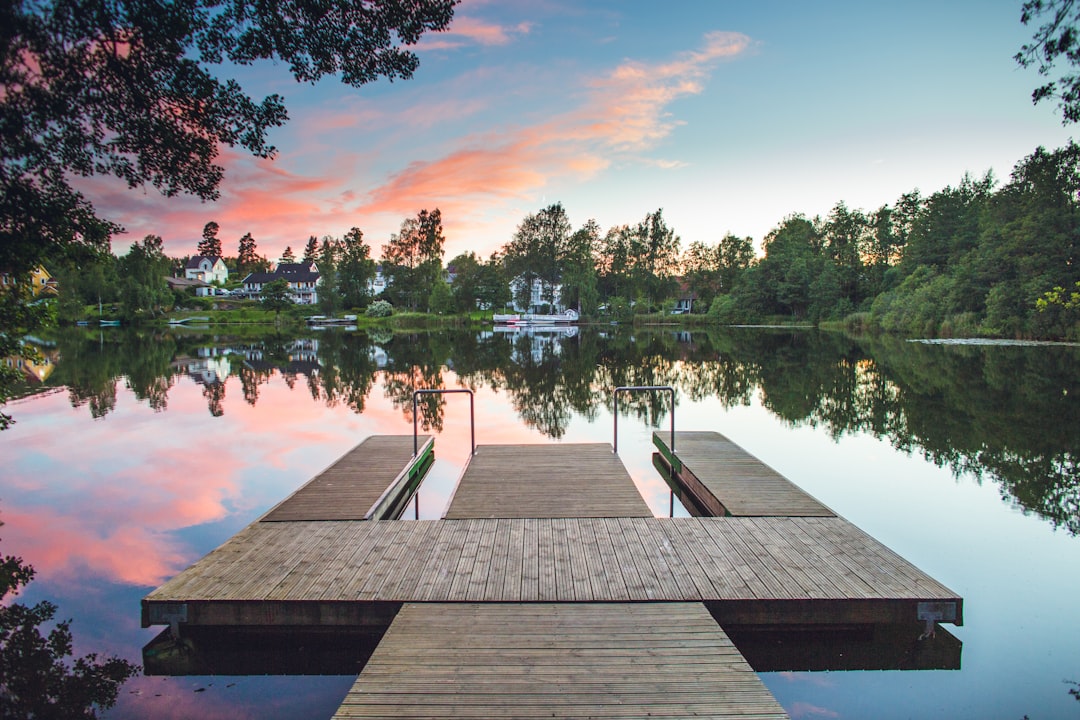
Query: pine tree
198 221 222 257
238 233 257 275
303 235 319 264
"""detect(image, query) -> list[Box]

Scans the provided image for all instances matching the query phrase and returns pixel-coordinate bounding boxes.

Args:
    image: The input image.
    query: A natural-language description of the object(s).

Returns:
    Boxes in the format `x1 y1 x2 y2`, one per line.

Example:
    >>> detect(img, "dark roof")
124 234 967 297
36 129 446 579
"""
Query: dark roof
242 264 320 284
276 262 318 276
186 255 222 268
167 276 209 288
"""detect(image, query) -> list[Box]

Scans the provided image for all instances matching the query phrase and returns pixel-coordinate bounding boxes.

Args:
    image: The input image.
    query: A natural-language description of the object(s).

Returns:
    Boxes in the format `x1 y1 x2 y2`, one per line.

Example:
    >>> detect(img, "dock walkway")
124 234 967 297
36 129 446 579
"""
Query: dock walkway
333 602 786 720
654 431 834 517
261 435 432 522
445 443 652 518
143 433 963 719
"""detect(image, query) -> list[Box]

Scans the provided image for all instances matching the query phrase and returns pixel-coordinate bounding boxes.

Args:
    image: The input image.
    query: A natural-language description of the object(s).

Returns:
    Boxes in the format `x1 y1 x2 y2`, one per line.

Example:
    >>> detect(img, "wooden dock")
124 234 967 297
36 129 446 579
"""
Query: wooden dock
654 431 834 517
143 433 964 718
143 516 960 627
444 443 653 518
332 602 786 720
262 435 432 522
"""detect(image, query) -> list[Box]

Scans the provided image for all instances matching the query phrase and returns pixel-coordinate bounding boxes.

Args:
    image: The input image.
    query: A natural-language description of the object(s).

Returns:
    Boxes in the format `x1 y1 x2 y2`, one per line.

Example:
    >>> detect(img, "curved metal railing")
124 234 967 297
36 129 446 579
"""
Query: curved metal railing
412 388 475 456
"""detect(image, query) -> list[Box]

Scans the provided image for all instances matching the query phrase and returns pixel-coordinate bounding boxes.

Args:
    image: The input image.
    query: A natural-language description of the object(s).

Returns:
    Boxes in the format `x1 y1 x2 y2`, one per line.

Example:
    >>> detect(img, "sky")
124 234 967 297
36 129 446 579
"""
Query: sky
93 0 1077 263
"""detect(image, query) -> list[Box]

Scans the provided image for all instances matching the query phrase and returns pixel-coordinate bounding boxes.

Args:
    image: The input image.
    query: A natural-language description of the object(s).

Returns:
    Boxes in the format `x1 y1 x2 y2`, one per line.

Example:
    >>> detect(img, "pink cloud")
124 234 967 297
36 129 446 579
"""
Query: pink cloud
88 30 751 261
790 702 841 719
417 15 533 50
355 31 750 240
2 506 190 588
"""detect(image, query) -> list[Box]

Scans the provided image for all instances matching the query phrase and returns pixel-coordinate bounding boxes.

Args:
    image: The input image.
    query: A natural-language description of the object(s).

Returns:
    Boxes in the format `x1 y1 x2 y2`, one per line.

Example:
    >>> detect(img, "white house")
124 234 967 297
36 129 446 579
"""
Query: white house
509 275 563 313
185 256 229 287
367 264 390 296
242 261 321 305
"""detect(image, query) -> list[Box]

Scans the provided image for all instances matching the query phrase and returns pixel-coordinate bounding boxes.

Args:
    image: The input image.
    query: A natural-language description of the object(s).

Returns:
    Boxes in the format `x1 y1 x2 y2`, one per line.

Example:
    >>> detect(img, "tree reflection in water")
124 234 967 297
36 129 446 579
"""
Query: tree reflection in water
19 325 1079 535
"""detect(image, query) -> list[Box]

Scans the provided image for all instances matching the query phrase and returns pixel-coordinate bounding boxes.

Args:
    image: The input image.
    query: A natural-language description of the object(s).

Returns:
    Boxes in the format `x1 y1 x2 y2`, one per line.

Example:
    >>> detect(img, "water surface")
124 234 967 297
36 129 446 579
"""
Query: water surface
2 326 1078 719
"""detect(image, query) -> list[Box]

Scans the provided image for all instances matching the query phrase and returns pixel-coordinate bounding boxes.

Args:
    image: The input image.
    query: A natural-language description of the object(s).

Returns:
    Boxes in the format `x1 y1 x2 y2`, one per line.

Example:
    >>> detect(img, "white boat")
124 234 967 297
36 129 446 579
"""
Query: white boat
494 309 578 325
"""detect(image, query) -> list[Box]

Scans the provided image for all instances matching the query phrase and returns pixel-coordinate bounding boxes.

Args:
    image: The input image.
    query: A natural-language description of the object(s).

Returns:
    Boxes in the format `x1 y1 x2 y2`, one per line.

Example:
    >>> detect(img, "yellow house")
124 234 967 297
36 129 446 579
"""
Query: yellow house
0 265 59 297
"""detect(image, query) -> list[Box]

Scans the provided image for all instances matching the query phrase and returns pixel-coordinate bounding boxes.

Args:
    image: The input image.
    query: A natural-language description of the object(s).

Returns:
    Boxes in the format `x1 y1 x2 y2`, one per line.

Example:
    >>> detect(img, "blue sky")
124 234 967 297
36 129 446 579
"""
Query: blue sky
96 0 1075 262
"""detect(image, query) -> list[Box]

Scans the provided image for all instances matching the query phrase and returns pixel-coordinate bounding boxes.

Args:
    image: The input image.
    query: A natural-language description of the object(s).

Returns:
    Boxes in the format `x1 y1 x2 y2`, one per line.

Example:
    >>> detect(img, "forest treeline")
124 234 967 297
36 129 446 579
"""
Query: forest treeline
708 141 1080 339
37 142 1080 339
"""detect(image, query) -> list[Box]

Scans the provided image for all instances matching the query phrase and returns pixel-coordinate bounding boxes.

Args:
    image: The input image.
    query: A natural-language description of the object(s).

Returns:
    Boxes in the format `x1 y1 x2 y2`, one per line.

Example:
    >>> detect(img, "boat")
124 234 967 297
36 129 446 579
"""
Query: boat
494 309 578 325
306 315 357 326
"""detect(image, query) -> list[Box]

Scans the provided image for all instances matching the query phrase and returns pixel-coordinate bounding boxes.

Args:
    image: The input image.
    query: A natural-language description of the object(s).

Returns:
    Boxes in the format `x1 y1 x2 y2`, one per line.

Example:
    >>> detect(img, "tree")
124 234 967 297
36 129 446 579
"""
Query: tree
237 232 258 275
303 235 320 264
428 279 454 314
280 246 297 264
382 208 445 310
631 208 681 310
864 205 902 296
2 539 138 718
0 0 458 280
448 251 483 312
0 0 455 427
561 219 601 315
717 233 755 294
198 221 222 257
597 224 634 299
823 201 869 305
1016 0 1080 123
260 278 293 324
447 250 510 313
338 227 376 308
753 214 824 318
683 239 721 305
503 203 572 309
119 235 172 320
318 236 343 316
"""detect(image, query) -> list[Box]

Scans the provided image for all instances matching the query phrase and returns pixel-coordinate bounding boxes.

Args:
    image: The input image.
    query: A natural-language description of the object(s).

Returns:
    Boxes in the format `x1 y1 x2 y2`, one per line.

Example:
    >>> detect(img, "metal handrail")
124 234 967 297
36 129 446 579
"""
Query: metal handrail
613 385 675 454
413 388 475 456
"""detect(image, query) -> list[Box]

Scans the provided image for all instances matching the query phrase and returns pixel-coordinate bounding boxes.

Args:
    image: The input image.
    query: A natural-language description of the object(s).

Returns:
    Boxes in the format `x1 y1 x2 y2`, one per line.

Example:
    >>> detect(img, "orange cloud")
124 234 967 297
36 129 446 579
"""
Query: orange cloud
355 31 751 245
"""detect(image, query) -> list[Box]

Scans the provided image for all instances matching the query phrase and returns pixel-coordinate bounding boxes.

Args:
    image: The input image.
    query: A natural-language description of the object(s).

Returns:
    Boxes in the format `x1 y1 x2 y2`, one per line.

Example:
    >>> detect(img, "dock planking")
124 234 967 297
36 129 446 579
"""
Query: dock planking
142 516 962 628
332 602 788 720
654 431 835 517
444 443 653 519
142 435 964 717
261 435 432 522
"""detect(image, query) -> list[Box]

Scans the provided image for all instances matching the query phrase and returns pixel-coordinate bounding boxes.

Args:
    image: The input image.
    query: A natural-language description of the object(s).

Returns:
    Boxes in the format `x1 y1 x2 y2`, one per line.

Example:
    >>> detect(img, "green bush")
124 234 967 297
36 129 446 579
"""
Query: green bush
939 312 981 338
366 300 393 318
708 294 739 322
842 311 873 333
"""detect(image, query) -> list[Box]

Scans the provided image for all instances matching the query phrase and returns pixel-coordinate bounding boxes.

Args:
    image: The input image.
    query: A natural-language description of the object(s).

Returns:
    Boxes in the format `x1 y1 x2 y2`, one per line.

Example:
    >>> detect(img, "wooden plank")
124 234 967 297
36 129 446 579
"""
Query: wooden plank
332 602 788 720
261 435 432 521
654 430 835 517
445 444 652 518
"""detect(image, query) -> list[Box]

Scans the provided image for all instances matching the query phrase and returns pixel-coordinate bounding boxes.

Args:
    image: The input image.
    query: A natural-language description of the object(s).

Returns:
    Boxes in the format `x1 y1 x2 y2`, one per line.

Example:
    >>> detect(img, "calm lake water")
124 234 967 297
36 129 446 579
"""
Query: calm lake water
3 325 1078 719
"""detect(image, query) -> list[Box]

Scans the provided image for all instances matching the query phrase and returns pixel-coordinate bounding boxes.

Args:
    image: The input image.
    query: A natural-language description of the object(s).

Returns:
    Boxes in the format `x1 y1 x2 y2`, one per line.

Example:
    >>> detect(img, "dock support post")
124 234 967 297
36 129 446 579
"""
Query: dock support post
613 385 675 454
413 388 475 456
